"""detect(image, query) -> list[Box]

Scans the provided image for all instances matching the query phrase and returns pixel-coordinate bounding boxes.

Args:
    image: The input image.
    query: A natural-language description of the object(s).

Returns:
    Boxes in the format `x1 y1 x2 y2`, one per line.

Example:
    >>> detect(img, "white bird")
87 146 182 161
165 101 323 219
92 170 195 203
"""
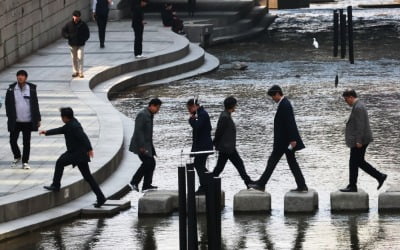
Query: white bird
312 37 319 49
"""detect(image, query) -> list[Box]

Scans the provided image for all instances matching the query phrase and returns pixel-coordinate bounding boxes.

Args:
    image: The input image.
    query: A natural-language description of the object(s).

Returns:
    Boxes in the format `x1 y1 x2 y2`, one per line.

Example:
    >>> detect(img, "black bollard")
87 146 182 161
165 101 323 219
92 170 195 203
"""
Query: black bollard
347 6 354 64
333 10 339 57
178 166 187 250
206 173 217 250
214 177 222 250
187 167 198 250
339 9 347 59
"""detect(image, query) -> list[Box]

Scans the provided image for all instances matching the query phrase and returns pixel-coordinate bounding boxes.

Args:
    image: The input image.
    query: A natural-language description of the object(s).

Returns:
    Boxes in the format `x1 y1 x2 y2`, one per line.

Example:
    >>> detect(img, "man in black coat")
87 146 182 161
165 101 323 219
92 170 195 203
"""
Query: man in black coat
187 98 213 195
5 70 41 169
62 10 90 78
249 85 308 192
92 0 112 48
41 107 106 208
131 0 147 58
213 96 253 188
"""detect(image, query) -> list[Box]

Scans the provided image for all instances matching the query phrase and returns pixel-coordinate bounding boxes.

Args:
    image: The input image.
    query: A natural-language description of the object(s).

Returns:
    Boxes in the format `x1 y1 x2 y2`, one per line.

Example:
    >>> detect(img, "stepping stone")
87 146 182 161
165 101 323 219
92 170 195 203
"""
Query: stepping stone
138 191 175 215
379 185 400 212
144 190 178 209
233 189 271 213
103 199 131 210
284 189 318 213
195 191 225 213
330 189 369 212
81 204 120 217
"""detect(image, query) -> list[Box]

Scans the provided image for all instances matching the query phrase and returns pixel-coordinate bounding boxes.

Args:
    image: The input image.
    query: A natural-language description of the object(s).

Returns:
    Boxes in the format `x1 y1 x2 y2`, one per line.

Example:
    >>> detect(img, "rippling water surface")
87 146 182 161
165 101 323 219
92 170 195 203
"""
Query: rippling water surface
3 1 400 249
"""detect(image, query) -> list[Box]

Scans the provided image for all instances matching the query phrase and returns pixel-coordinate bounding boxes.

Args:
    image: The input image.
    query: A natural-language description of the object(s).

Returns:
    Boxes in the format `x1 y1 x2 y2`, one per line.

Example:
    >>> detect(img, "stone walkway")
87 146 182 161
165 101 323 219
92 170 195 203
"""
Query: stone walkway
0 20 175 197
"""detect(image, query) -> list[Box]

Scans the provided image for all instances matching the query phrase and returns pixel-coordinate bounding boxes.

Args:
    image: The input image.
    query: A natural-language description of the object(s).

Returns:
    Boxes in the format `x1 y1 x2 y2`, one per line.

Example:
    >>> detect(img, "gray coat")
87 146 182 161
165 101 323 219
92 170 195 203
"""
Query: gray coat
213 110 236 153
345 99 373 148
129 108 155 157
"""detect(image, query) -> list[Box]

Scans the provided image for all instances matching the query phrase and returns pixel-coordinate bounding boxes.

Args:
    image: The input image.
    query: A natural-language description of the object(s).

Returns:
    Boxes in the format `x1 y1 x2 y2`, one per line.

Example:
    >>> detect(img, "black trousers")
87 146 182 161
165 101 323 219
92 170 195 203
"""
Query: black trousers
10 122 32 163
96 13 108 46
132 22 144 56
52 153 105 202
213 149 252 185
349 144 383 187
194 154 209 189
131 154 156 189
258 148 307 188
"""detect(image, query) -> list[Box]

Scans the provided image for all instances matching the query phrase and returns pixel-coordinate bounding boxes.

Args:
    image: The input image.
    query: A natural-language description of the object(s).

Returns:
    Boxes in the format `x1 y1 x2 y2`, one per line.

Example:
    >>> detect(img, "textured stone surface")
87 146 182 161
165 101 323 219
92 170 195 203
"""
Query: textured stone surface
330 189 369 212
233 189 271 213
81 204 120 216
284 189 318 213
378 187 400 212
195 191 225 213
138 193 175 215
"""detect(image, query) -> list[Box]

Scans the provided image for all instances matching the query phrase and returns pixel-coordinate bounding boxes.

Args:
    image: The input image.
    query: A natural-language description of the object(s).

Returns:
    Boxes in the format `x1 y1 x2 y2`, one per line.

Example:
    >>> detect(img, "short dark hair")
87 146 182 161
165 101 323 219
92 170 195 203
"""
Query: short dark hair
60 107 74 119
186 98 199 106
342 89 357 98
16 70 28 77
148 98 162 106
267 85 283 96
224 96 237 110
72 10 81 17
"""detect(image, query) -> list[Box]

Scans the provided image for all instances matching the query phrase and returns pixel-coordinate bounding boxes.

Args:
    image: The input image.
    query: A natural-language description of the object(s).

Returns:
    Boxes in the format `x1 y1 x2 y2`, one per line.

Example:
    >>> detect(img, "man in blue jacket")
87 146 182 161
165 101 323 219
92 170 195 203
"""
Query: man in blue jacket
249 85 308 192
187 98 213 195
40 107 106 208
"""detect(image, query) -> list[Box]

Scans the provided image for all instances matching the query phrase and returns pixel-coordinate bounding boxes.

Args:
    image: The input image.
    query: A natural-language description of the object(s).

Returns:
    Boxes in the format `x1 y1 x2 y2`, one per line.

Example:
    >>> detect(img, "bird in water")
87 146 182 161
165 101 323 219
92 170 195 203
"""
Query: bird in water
335 74 339 88
312 38 319 49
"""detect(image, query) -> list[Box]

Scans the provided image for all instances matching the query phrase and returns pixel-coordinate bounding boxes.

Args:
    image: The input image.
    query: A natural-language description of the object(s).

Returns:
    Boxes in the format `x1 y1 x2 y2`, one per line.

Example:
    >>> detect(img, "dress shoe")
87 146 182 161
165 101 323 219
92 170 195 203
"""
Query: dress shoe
94 198 106 208
44 185 60 192
142 185 158 193
290 186 308 192
72 73 79 77
100 44 105 48
11 158 21 168
129 183 139 192
248 183 265 191
377 174 387 190
339 186 357 192
245 180 257 189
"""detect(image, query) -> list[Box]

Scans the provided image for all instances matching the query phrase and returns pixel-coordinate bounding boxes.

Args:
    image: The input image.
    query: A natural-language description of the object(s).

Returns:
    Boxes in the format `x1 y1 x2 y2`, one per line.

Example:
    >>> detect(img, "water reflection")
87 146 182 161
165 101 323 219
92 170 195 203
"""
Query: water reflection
233 215 275 250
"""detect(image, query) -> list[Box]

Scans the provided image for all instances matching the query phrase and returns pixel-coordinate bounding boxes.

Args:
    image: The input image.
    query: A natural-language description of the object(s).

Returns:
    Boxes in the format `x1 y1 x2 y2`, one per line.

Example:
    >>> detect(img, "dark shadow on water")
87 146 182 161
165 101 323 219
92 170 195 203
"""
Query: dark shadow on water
134 216 172 250
284 214 313 250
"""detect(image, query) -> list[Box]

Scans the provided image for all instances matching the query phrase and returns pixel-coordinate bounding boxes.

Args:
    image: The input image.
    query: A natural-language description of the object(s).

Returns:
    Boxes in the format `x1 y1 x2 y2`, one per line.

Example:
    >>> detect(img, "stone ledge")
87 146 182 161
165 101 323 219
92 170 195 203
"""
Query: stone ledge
284 189 318 213
196 191 225 213
138 192 175 216
379 185 400 212
330 189 369 212
233 189 271 213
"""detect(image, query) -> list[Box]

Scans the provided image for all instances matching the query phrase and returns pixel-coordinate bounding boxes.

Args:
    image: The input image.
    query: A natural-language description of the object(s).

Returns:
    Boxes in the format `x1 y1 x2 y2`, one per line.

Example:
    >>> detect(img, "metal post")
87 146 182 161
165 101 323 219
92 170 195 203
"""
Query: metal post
333 10 339 57
347 6 354 64
206 173 216 250
187 167 198 250
214 177 222 250
178 166 187 250
339 9 347 59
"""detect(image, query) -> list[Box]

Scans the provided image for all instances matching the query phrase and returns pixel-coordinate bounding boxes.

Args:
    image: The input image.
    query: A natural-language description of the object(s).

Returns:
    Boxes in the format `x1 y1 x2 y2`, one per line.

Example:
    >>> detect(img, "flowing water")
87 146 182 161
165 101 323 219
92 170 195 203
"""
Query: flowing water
3 1 400 249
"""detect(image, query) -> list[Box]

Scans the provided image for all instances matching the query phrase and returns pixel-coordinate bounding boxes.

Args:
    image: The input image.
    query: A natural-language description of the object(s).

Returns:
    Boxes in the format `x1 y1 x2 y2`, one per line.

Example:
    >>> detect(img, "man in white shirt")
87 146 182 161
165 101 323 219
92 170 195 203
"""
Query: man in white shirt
5 70 41 169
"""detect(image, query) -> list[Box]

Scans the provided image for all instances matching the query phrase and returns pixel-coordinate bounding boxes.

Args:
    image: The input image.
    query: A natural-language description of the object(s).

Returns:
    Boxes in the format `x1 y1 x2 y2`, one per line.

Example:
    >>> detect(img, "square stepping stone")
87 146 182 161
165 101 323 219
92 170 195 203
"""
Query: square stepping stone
81 204 120 217
138 192 175 215
379 185 400 212
195 191 225 213
284 189 318 213
103 199 131 210
330 189 369 212
144 190 178 209
233 189 271 213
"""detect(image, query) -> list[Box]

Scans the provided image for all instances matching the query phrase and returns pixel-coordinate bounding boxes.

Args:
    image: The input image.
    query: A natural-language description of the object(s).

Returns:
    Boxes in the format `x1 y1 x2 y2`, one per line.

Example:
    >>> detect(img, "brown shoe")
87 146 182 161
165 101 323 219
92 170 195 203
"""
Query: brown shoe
79 73 84 78
72 73 79 77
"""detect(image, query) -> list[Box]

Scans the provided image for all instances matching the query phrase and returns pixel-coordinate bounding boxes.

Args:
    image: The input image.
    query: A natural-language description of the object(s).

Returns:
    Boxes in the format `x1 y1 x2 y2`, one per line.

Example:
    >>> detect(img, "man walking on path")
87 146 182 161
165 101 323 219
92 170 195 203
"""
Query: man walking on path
129 98 162 192
131 0 147 58
249 85 308 192
5 70 41 170
62 10 90 78
339 89 387 192
212 96 254 188
92 0 112 48
41 107 106 208
187 98 213 195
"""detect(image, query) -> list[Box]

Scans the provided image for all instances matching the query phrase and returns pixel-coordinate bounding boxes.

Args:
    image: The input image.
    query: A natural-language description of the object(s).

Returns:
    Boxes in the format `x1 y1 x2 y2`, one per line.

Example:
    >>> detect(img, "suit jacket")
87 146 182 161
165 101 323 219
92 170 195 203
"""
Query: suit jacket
273 97 305 151
213 110 236 154
189 106 213 152
131 0 144 25
129 108 155 157
46 118 92 164
345 99 373 148
5 82 41 132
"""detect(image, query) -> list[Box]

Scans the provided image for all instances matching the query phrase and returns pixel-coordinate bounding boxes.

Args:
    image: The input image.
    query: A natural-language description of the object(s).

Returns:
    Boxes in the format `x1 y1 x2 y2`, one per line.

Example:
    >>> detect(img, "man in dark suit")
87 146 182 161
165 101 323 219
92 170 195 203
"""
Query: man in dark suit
249 85 308 192
187 98 213 195
131 0 147 58
213 96 253 188
92 0 112 48
41 107 106 208
5 70 41 169
129 98 162 192
340 89 387 192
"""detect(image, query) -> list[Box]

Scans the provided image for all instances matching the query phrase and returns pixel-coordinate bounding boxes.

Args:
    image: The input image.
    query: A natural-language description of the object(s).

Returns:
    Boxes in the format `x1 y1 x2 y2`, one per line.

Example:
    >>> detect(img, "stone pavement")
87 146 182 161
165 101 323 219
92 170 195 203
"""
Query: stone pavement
0 20 176 198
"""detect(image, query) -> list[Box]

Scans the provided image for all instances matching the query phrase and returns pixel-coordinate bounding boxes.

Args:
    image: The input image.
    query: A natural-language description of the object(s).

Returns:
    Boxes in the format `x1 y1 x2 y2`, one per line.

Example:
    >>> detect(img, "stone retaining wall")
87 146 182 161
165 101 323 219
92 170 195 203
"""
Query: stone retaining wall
0 0 90 70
